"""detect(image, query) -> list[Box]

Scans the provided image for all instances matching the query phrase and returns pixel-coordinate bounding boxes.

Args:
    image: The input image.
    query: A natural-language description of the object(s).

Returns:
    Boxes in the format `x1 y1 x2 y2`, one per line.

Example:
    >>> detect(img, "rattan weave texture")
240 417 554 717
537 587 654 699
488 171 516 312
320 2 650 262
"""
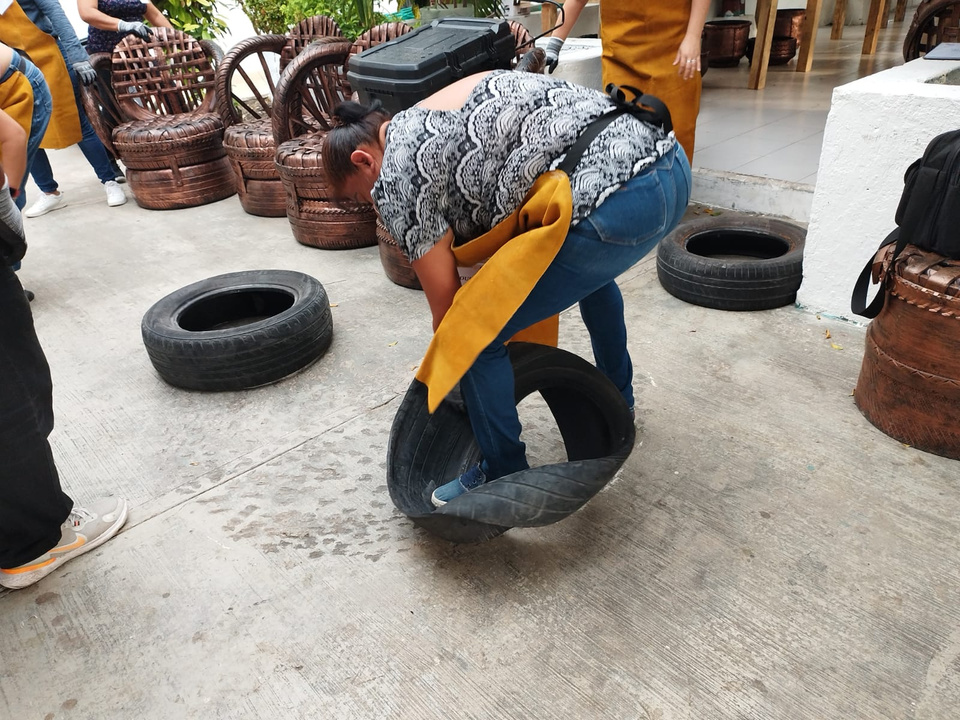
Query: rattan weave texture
855 245 960 459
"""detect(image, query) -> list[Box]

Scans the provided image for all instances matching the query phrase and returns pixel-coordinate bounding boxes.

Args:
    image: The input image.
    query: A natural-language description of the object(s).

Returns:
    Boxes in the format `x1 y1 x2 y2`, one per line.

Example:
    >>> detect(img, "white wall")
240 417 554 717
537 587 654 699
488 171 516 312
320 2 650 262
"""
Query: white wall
796 59 960 320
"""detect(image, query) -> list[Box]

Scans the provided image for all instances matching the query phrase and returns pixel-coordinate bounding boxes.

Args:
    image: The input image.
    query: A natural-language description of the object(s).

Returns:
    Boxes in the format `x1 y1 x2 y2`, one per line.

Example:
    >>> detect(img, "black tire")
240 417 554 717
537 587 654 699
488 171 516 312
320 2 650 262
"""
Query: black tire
656 214 806 311
387 343 637 544
142 270 333 391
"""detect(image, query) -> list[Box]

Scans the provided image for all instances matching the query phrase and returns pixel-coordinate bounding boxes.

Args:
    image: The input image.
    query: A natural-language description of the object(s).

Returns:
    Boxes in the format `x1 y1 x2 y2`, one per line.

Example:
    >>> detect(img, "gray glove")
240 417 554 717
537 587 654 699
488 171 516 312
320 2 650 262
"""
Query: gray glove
72 60 97 86
117 20 151 40
544 36 564 74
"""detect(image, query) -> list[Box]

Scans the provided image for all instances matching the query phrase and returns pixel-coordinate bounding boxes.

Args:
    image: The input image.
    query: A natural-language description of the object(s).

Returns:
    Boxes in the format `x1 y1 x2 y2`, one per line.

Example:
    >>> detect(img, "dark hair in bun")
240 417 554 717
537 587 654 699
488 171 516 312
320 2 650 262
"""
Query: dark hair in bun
322 100 392 193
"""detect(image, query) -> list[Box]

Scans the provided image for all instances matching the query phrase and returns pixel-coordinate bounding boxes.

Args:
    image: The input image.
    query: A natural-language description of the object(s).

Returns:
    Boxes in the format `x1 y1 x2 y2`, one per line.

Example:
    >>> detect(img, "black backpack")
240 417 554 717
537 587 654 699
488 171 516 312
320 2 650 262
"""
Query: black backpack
851 129 960 319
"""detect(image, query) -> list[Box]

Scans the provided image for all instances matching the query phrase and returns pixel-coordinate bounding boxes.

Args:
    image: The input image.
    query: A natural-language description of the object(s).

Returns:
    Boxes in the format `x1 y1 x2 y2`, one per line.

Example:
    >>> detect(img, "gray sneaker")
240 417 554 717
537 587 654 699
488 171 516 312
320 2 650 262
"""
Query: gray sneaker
0 497 128 590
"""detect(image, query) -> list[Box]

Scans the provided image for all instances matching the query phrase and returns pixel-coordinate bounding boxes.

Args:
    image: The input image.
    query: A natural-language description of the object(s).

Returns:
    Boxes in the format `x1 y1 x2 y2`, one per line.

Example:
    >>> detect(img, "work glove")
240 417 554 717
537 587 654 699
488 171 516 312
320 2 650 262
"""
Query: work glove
544 36 564 74
72 60 97 86
117 20 152 40
0 176 26 266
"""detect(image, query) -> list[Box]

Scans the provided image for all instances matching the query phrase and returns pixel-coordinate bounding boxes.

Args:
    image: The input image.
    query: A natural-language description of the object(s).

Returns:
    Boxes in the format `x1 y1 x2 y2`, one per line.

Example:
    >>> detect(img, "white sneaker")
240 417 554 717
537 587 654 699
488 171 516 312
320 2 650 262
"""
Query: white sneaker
0 497 128 590
24 191 65 218
104 180 127 207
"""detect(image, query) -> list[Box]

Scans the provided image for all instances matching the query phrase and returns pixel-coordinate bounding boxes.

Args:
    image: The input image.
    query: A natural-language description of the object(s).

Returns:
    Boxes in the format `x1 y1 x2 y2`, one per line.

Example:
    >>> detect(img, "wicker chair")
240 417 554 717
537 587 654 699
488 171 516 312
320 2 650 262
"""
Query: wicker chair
104 28 234 209
272 40 376 249
216 17 345 217
80 37 224 165
904 0 960 60
271 22 416 251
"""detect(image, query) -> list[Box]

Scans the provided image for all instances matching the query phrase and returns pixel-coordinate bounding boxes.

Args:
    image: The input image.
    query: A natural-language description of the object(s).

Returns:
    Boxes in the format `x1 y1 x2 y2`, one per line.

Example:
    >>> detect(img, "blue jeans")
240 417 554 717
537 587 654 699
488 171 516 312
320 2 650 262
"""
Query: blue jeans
30 38 115 193
460 144 692 480
1 53 52 212
2 52 51 269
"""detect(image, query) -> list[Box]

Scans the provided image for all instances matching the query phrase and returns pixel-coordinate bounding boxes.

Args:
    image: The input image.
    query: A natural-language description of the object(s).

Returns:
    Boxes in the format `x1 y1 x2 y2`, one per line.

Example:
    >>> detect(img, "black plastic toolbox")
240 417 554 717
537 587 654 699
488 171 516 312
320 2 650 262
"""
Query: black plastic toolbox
347 18 516 113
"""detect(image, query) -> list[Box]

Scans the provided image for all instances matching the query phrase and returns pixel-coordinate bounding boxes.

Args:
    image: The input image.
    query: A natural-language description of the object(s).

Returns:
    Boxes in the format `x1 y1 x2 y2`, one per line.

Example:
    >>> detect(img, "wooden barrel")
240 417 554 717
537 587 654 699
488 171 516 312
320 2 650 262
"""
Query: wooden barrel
855 245 960 459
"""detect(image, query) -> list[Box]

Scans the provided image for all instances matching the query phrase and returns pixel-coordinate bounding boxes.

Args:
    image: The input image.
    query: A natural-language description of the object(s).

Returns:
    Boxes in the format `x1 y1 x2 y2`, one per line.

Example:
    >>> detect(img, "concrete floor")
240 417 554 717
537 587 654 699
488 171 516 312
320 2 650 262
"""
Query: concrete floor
2 150 959 720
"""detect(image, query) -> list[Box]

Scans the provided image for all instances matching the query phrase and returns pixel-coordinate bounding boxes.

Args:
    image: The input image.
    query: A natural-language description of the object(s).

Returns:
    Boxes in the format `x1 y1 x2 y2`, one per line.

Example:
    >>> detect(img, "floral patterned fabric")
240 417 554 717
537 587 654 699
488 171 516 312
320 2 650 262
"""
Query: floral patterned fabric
86 0 147 54
373 70 676 262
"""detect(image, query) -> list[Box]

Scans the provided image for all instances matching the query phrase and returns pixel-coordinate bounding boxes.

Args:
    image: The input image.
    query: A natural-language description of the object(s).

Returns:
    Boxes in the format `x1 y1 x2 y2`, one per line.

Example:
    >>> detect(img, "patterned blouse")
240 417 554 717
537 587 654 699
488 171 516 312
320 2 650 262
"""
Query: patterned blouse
372 70 676 262
86 0 148 54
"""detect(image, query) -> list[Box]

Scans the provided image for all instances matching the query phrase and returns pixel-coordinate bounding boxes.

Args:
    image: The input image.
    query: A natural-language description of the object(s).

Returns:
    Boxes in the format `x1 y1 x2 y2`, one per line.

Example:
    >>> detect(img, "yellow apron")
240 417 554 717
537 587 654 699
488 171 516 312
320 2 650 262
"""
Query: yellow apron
0 2 81 149
600 0 700 162
415 171 573 413
0 64 35 156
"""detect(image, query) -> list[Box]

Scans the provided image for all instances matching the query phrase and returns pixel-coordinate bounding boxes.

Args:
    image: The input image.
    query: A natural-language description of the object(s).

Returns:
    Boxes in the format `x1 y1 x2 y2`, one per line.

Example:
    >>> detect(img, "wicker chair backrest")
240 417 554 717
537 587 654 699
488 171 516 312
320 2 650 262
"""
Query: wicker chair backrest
904 0 960 59
272 40 353 146
282 15 344 69
508 20 534 58
112 28 217 120
349 21 413 57
79 52 123 156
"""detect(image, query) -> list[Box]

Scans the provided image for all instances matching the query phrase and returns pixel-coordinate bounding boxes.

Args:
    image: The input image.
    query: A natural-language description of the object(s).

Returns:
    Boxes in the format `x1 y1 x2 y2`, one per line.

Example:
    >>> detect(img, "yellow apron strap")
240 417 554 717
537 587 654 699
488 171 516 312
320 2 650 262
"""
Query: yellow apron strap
415 171 574 412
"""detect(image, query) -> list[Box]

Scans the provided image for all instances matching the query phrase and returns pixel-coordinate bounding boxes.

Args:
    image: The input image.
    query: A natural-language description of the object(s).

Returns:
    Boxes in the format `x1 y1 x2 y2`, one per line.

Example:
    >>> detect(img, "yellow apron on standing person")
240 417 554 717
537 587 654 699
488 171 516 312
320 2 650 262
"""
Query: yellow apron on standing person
600 1 700 162
0 1 81 149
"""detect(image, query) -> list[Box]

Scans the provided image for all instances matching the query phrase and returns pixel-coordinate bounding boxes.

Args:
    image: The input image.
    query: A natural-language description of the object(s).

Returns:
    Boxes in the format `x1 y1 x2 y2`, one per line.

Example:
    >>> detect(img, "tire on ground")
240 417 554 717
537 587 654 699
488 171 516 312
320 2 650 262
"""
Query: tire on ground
141 270 333 391
656 213 806 311
387 343 636 544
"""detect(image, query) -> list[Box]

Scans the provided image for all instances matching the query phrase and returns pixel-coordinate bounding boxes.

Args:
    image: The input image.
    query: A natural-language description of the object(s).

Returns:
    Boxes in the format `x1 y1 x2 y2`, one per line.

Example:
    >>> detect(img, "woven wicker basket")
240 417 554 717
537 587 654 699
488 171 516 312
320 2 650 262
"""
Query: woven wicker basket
855 245 960 459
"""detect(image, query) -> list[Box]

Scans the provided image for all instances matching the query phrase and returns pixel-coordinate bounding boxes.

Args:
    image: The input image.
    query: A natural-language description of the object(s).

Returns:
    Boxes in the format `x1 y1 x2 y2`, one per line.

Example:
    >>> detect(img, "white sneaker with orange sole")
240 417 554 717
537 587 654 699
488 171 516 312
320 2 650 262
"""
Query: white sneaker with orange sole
0 497 128 590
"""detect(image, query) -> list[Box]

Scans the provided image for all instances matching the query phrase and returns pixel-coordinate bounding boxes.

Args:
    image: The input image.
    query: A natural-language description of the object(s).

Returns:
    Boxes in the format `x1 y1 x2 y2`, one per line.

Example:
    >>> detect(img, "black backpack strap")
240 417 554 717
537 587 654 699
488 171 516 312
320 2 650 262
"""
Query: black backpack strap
558 83 673 176
850 228 907 319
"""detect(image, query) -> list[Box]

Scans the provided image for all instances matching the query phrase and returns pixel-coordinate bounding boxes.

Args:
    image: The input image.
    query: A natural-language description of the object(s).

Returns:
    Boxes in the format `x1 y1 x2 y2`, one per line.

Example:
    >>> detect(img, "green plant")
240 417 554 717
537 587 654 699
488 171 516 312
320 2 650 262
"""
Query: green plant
278 0 385 39
156 0 228 38
238 0 288 33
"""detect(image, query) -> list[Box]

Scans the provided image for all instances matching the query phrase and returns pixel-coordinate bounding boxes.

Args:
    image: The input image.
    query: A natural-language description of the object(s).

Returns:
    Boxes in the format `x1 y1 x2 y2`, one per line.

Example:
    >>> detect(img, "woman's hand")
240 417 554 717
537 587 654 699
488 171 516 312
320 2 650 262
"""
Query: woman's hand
673 33 702 80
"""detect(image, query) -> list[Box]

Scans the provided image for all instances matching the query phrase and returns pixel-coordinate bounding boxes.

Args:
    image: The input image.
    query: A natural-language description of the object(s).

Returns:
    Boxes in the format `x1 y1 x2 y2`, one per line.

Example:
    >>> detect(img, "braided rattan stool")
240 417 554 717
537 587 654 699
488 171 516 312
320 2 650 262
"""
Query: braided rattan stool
273 41 376 249
855 245 960 459
275 134 375 249
377 219 421 289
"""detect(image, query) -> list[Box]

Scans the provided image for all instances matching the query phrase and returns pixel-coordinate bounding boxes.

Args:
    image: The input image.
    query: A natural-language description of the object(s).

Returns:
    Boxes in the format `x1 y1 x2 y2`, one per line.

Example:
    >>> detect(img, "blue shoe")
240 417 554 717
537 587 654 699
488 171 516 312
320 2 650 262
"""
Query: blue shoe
431 463 487 508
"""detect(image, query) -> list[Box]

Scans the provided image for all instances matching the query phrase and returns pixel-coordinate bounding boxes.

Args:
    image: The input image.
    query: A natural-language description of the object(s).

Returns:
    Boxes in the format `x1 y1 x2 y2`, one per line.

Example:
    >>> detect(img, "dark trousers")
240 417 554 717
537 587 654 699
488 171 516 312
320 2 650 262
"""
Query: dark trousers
0 265 72 568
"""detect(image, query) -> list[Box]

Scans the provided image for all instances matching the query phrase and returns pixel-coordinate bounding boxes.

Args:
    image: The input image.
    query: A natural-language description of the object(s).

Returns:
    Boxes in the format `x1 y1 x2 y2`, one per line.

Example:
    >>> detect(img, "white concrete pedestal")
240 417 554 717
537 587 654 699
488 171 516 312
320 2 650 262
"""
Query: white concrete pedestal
534 37 603 90
797 58 960 320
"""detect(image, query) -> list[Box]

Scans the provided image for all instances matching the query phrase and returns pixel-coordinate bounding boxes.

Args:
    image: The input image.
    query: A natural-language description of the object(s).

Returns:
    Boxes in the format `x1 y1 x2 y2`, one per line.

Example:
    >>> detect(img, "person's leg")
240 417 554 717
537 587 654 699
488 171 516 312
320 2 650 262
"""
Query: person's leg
0 263 73 569
28 149 59 194
453 145 690 490
578 281 633 407
14 56 53 212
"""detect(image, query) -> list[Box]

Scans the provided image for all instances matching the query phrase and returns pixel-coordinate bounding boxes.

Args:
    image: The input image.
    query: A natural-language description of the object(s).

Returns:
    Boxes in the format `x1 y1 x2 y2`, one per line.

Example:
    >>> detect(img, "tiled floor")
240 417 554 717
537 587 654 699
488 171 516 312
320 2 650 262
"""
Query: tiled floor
695 19 909 185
